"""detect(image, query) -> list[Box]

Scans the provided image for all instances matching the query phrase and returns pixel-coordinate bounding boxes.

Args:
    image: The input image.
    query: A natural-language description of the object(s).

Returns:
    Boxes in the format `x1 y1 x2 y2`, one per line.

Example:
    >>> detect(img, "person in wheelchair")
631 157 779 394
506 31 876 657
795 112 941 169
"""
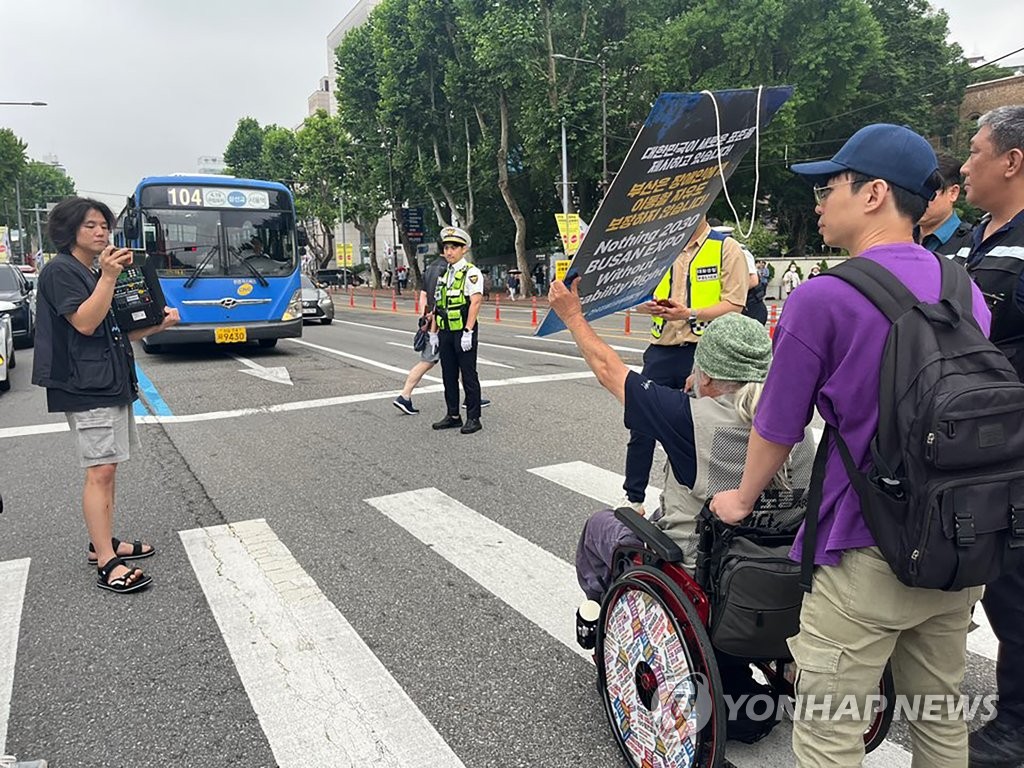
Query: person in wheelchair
547 287 815 740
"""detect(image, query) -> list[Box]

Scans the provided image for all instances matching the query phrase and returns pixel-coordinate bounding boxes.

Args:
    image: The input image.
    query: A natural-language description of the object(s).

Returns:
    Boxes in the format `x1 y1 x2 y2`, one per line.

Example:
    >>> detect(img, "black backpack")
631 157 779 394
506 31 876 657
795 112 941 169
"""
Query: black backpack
802 255 1024 591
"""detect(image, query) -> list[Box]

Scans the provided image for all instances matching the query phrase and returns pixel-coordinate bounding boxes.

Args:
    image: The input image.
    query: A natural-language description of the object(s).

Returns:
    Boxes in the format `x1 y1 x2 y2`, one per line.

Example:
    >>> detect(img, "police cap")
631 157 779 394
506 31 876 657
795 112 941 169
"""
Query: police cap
439 226 472 248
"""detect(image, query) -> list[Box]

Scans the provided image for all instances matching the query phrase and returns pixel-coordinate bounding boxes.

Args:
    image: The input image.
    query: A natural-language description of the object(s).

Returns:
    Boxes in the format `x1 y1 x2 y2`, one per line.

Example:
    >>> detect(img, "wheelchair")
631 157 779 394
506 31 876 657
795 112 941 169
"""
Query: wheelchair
594 505 896 768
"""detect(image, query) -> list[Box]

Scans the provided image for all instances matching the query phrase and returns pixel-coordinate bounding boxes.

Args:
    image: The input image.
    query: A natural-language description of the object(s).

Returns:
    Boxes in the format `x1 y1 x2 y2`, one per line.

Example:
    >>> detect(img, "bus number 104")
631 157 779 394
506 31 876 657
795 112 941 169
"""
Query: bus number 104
168 187 203 207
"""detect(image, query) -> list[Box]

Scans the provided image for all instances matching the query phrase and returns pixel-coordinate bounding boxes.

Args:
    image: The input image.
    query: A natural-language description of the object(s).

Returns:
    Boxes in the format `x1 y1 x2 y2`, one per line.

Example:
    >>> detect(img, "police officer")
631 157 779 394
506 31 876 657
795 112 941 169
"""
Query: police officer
623 216 748 513
960 105 1024 767
432 226 484 434
917 152 974 262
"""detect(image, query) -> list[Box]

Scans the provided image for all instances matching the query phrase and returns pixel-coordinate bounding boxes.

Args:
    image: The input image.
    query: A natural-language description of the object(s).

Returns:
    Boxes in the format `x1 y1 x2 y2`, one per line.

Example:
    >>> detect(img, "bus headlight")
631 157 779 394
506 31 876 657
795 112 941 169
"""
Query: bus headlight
282 289 302 321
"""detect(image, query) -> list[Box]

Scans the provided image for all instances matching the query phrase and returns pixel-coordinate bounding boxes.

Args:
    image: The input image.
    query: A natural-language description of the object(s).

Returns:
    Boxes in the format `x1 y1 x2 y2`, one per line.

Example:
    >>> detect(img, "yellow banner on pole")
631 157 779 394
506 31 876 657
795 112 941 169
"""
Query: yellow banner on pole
335 243 353 267
554 213 582 256
0 227 8 263
554 259 572 283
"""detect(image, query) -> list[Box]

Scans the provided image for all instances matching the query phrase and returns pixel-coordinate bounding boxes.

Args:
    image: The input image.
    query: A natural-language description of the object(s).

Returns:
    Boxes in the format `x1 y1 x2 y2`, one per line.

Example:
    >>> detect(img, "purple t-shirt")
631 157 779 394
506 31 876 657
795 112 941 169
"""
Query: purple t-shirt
753 243 992 566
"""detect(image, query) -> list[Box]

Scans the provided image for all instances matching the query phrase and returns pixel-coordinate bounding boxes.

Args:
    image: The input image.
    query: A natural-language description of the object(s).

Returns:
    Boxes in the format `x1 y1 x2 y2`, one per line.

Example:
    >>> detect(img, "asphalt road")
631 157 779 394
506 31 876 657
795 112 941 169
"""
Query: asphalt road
0 300 1000 768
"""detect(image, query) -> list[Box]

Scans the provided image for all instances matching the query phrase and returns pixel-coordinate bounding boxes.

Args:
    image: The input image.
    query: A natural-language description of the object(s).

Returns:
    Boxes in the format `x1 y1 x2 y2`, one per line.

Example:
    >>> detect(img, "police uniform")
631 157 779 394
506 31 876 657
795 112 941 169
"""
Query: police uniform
962 209 1024 738
622 220 748 506
432 227 485 433
919 211 975 264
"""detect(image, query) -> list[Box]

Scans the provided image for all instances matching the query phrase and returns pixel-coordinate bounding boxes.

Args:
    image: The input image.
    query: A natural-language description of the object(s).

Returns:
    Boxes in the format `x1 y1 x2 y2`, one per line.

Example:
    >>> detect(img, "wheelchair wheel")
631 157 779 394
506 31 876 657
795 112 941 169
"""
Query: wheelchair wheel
596 565 726 768
864 661 896 753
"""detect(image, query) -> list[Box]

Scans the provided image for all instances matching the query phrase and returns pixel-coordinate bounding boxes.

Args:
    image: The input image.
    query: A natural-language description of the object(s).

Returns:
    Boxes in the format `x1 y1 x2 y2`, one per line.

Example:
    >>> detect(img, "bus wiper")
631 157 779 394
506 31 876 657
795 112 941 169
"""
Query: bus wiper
226 246 270 287
184 245 220 289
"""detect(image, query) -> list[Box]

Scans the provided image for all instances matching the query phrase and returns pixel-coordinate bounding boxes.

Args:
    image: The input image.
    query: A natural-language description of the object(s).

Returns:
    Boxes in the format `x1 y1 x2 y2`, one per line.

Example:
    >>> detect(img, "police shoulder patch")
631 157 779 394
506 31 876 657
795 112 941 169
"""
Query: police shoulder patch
468 274 479 284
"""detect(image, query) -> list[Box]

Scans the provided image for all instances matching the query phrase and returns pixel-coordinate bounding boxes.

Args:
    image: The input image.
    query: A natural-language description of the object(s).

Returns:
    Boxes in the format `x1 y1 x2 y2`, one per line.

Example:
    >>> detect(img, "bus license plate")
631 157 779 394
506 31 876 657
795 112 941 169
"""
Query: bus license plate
215 327 247 344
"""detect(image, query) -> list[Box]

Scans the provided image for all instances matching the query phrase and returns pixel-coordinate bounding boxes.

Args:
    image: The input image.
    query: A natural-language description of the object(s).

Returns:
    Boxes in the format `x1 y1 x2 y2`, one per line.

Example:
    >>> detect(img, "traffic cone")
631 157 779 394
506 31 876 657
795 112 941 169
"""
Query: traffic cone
392 290 398 312
531 297 538 326
414 295 420 314
349 287 355 308
495 295 501 323
372 290 377 311
624 309 631 335
768 303 779 339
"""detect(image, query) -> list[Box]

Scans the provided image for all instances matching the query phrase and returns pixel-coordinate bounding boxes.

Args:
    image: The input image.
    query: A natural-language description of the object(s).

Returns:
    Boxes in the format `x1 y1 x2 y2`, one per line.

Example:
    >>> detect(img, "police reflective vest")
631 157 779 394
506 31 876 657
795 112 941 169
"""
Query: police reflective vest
964 215 1024 380
651 230 727 339
435 264 472 331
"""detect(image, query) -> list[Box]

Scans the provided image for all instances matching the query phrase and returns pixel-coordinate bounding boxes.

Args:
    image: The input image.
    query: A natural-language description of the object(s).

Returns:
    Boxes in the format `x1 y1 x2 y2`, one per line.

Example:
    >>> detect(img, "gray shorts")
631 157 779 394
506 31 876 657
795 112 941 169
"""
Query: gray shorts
420 345 440 364
65 405 140 468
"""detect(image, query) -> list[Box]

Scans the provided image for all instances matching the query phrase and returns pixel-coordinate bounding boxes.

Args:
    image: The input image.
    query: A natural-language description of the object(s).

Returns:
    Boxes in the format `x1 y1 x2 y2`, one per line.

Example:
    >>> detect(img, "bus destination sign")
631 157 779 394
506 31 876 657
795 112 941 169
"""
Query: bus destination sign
164 187 271 209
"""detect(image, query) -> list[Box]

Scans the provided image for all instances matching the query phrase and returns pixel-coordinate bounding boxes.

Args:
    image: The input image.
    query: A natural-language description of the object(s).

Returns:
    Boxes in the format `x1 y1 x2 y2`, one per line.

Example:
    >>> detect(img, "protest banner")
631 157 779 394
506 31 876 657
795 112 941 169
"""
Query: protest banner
554 213 583 256
536 86 793 336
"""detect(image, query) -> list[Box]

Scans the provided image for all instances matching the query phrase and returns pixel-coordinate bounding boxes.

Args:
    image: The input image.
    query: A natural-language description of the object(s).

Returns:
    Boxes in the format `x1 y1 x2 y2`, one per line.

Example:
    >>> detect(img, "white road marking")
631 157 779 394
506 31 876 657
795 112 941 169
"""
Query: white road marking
384 342 514 369
179 519 466 768
0 370 596 439
365 488 590 661
285 337 444 382
528 460 662 514
516 334 647 354
229 353 293 386
0 559 30 754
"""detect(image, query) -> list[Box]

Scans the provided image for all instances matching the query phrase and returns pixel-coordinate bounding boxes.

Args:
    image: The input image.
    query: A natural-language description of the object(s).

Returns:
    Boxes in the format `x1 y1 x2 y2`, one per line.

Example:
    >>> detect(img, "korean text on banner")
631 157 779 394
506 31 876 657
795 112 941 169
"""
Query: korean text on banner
536 87 793 336
0 227 8 264
335 243 353 267
555 260 572 282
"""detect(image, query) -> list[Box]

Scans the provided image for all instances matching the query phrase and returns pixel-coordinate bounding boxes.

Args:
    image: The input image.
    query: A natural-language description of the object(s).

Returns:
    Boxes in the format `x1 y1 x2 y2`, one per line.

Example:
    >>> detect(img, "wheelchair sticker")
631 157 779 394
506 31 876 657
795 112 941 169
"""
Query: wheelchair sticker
601 588 706 767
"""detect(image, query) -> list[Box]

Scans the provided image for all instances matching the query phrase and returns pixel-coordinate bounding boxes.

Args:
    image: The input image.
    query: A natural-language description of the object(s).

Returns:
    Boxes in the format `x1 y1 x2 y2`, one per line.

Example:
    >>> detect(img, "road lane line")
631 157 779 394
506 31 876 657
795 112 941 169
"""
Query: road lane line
133 363 173 416
285 337 444 382
0 370 597 439
528 460 662 514
384 342 514 369
365 488 590 660
0 559 30 754
179 519 466 768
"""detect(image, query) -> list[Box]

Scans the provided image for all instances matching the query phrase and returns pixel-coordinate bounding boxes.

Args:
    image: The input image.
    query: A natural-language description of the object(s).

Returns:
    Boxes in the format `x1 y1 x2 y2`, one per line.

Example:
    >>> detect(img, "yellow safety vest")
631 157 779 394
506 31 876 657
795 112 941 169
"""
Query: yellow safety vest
651 232 725 339
435 264 472 331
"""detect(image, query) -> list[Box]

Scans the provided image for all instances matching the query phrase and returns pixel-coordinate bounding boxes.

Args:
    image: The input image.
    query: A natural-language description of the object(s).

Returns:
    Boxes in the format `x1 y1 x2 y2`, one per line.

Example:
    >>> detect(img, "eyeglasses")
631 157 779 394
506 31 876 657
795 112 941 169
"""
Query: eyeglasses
812 180 858 204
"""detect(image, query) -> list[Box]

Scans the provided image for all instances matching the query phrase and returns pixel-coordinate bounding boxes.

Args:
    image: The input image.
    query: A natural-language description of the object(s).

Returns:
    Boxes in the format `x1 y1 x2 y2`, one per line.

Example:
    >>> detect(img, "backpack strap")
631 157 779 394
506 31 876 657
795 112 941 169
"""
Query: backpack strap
825 258 918 322
936 252 982 334
800 427 830 592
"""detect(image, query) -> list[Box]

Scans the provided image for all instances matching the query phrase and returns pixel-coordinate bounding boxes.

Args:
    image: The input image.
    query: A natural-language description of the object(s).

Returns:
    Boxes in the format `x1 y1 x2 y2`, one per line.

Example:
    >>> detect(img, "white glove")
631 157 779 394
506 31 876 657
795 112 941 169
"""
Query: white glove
429 332 439 354
461 330 473 352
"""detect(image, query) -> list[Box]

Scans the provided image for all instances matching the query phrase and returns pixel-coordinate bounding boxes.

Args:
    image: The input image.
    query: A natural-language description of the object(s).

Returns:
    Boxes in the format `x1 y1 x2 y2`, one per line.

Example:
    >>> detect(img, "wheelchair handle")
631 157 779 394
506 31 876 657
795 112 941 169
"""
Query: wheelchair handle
613 507 685 564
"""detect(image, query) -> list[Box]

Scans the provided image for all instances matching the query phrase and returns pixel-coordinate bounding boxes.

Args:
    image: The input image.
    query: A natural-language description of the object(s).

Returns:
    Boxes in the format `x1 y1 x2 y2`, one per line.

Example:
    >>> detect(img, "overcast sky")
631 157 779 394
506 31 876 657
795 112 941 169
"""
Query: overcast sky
1 0 1020 215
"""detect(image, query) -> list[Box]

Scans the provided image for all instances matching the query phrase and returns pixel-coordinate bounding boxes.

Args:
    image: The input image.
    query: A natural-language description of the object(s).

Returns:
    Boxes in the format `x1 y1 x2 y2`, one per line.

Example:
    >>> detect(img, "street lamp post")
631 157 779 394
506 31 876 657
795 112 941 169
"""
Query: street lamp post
552 51 609 194
385 142 401 295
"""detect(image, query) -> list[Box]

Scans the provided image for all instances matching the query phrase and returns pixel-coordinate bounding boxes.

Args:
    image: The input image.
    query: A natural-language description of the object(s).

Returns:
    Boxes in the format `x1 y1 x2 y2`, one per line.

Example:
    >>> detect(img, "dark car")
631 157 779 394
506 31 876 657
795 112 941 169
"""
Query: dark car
315 268 364 287
0 263 35 348
301 275 335 325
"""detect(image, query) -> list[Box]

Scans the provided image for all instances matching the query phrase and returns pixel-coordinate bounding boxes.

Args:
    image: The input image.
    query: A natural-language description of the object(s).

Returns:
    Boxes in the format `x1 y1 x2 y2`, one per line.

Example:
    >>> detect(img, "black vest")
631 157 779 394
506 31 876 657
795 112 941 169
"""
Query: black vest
933 221 975 264
966 213 1024 380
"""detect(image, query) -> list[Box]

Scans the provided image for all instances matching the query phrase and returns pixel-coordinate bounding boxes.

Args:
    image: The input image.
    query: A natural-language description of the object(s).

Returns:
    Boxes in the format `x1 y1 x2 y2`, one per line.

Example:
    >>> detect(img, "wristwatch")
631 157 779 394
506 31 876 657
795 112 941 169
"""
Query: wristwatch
689 310 699 324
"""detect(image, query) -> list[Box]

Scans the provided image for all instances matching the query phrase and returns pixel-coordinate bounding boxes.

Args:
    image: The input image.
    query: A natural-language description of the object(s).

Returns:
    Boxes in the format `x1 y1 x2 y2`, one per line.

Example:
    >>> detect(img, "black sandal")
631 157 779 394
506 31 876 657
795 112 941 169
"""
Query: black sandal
96 556 152 593
87 537 155 566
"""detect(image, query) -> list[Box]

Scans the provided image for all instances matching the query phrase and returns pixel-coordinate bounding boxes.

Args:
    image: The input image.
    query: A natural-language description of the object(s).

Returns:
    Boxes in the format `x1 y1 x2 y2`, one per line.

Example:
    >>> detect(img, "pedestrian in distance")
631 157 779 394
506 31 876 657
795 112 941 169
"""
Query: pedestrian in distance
32 197 180 594
392 255 490 416
711 124 991 767
621 215 748 514
781 262 801 297
431 226 485 434
956 104 1024 768
507 272 520 302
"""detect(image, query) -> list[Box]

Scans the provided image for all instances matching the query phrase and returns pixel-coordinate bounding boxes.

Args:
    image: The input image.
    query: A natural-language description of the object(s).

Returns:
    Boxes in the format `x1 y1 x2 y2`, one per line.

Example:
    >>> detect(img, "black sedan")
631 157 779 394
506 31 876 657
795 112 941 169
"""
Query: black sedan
0 263 35 348
315 268 364 287
301 275 335 325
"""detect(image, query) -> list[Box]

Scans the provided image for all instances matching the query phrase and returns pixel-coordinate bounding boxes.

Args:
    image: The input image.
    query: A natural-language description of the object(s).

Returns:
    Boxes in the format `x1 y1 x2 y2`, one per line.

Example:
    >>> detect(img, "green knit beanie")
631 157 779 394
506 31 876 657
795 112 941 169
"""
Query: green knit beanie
694 313 772 383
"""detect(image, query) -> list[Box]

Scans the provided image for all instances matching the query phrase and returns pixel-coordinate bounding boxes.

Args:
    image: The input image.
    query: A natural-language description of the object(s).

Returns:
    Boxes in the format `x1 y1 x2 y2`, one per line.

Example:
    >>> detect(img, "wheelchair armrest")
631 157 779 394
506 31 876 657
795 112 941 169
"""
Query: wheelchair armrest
613 507 685 564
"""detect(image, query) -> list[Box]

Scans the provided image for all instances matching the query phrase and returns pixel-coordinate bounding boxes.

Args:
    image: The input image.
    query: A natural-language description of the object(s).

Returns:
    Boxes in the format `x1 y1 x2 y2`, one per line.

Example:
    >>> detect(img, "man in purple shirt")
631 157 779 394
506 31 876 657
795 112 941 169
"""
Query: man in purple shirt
711 124 990 767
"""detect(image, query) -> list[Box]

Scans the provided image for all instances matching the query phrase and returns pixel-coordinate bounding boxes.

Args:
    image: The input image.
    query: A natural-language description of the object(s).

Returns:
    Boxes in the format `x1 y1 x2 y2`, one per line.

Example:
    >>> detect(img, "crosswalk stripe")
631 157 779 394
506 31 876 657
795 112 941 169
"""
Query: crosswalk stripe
528 460 662 513
179 519 465 768
365 487 589 660
0 558 30 754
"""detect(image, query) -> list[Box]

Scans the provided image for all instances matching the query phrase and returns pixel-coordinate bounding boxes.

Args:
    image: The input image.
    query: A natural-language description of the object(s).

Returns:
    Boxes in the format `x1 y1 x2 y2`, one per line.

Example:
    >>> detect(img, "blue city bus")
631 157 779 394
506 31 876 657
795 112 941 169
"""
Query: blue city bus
115 175 306 353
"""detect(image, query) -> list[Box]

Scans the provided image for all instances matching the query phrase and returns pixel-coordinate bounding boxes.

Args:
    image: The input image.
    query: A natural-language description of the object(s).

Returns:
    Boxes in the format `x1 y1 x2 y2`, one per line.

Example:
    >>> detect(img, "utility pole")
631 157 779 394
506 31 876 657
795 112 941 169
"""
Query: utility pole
14 178 25 261
24 204 46 264
339 191 348 288
561 119 570 215
386 142 401 295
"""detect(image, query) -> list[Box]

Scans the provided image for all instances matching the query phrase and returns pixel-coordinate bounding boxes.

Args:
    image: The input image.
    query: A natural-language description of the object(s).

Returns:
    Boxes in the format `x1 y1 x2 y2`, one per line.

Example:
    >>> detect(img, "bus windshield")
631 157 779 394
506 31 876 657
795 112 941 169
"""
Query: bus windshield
141 207 297 280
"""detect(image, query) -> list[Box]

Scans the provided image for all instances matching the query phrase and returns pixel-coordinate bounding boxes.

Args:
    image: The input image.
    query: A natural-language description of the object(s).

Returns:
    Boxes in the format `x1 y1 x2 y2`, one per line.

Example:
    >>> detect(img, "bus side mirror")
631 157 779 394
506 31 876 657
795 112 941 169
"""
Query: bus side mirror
123 210 140 240
296 228 309 248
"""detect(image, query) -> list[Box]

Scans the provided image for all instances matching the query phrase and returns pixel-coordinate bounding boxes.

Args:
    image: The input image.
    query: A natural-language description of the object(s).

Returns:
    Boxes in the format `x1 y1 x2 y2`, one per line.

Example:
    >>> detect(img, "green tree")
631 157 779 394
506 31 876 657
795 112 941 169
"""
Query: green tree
260 126 299 188
19 160 76 252
224 117 265 179
0 129 28 233
296 110 348 269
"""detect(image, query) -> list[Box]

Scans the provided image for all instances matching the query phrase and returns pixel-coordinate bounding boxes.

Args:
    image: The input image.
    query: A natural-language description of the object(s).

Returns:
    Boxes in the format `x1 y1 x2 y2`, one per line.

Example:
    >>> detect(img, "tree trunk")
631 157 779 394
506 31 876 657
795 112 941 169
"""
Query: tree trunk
494 90 534 297
357 217 381 288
